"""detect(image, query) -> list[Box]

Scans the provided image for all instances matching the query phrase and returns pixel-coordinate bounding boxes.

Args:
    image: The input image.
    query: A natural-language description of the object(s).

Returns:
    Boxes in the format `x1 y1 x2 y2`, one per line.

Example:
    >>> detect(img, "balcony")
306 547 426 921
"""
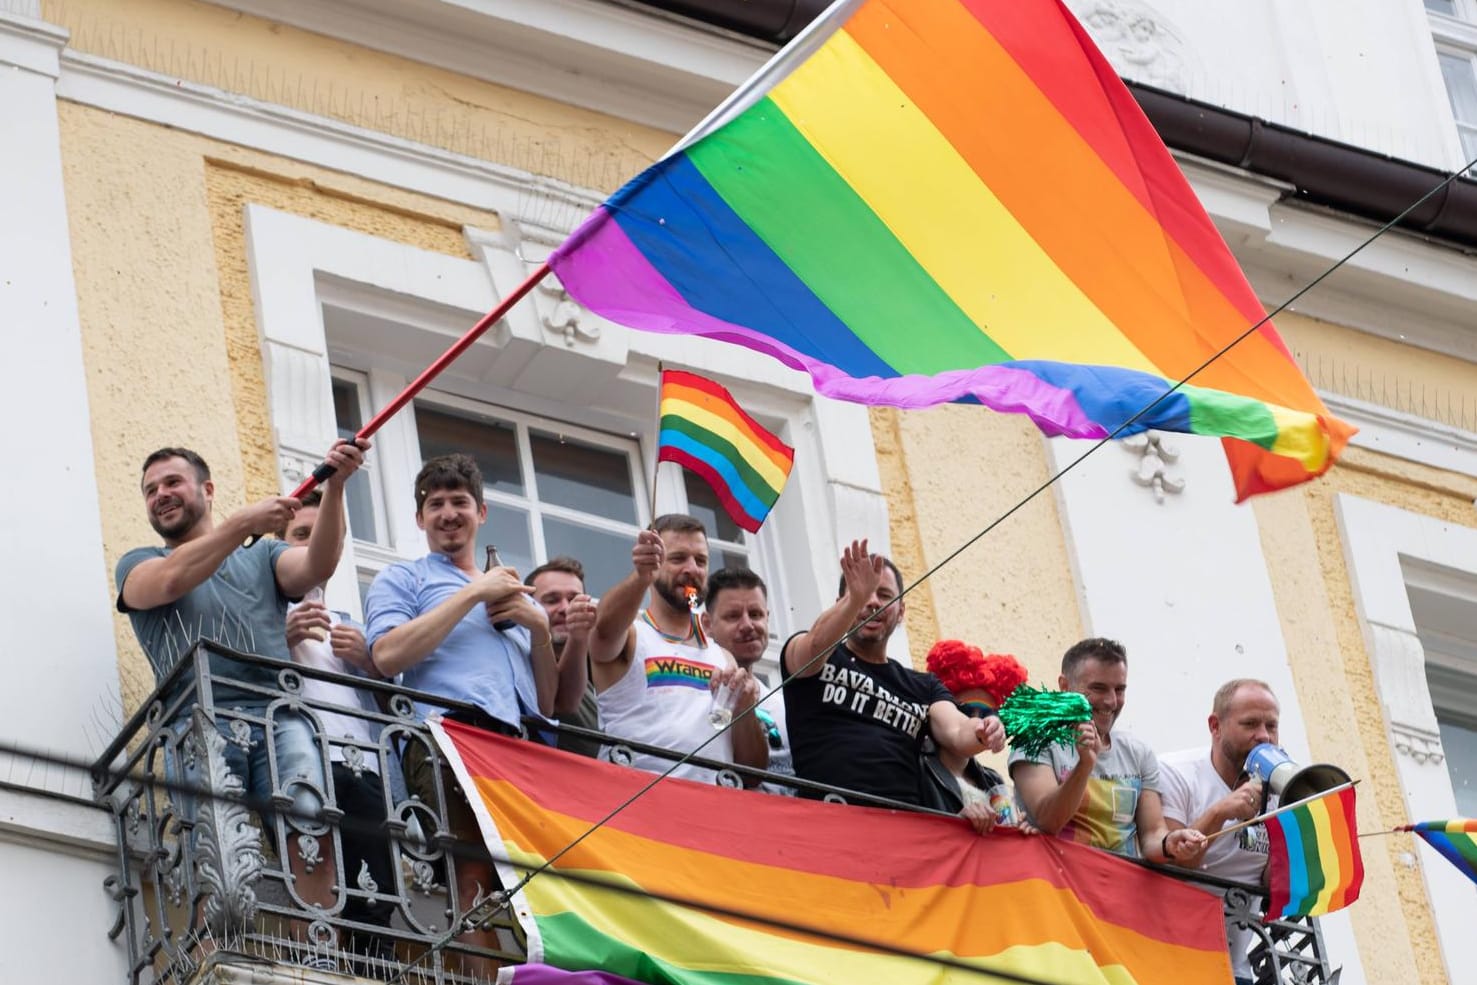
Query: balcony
93 642 1343 984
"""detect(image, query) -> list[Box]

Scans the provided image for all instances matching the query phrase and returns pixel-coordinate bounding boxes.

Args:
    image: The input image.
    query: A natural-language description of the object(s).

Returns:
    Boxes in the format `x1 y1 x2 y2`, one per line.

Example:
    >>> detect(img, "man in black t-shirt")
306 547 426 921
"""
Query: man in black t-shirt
780 539 1005 806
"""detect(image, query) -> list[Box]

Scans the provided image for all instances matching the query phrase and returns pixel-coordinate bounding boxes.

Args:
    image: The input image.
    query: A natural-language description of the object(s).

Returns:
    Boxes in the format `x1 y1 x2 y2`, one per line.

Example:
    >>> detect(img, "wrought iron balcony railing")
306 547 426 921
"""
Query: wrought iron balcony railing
92 642 1341 984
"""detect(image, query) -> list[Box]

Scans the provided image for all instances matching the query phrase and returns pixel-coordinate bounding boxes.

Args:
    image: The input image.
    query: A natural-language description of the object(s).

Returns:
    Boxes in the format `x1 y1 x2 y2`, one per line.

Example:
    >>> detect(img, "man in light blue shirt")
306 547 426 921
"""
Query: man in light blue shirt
364 453 556 723
364 452 556 970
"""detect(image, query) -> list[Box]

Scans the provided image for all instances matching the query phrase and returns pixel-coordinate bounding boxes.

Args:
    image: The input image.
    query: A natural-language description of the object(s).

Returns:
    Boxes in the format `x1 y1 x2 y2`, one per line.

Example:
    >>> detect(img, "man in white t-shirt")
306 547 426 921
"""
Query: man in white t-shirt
1161 678 1282 985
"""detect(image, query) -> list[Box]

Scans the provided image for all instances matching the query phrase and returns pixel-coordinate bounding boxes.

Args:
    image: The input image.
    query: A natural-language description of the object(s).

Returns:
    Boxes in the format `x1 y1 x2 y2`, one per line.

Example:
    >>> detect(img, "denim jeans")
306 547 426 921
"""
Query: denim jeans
168 707 327 826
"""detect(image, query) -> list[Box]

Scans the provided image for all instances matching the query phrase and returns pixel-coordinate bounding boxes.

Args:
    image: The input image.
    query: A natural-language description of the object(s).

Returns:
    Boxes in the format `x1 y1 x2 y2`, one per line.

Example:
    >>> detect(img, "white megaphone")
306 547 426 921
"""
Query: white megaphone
1244 743 1351 805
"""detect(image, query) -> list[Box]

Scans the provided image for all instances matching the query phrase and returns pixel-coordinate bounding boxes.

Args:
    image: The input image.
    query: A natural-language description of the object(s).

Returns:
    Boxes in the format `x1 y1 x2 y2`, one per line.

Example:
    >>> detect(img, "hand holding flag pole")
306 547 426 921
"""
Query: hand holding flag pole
243 262 553 546
1205 779 1359 843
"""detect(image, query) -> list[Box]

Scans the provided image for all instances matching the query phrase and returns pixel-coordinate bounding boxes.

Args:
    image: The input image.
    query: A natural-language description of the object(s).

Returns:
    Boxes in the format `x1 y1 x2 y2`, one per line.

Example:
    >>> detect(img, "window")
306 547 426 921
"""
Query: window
1429 2 1477 168
330 371 385 546
1410 584 1477 818
1438 51 1477 164
414 398 645 597
329 374 764 603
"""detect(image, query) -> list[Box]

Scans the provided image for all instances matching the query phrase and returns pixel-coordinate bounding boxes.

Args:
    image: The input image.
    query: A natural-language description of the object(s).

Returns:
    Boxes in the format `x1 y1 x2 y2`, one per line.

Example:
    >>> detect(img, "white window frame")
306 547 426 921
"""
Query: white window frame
1335 493 1477 981
1429 1 1477 169
245 202 898 656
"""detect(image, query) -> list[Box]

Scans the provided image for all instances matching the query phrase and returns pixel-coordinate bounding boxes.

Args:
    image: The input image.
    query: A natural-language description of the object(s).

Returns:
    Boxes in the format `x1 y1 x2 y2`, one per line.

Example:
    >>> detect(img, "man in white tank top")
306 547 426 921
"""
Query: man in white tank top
588 514 769 784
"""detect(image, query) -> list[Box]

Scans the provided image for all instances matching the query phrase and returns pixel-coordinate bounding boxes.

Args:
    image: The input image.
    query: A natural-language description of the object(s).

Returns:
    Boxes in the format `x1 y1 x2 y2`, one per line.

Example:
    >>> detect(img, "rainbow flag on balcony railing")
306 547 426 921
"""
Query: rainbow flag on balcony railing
547 0 1353 502
433 718 1232 985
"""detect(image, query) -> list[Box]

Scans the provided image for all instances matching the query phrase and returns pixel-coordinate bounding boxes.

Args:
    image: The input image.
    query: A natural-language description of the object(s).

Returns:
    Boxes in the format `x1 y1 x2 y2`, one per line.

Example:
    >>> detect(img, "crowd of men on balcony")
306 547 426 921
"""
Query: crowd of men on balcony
115 438 1284 984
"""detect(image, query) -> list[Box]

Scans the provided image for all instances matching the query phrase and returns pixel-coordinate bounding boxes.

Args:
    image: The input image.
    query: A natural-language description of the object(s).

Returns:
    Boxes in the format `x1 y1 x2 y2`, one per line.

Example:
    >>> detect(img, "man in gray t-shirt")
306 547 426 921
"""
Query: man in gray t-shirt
1009 638 1206 864
115 443 366 912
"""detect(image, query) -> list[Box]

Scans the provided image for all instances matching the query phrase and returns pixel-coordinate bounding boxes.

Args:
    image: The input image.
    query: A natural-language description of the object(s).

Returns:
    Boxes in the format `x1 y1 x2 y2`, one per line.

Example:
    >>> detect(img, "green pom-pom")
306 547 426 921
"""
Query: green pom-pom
999 685 1091 759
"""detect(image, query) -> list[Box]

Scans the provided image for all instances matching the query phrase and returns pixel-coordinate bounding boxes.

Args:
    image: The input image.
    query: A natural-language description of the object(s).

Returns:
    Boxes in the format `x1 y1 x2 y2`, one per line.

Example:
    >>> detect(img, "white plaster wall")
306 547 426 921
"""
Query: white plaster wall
0 15 123 762
1067 0 1462 170
0 836 130 982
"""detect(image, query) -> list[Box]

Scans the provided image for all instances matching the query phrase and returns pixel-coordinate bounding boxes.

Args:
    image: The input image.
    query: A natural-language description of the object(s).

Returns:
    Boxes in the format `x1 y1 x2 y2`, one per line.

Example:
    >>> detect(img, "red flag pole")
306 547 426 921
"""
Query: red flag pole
291 261 552 499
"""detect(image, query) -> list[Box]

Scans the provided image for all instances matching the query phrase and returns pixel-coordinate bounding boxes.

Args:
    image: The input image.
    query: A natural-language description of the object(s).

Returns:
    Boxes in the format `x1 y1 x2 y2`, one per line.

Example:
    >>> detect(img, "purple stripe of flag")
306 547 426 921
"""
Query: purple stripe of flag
505 964 647 985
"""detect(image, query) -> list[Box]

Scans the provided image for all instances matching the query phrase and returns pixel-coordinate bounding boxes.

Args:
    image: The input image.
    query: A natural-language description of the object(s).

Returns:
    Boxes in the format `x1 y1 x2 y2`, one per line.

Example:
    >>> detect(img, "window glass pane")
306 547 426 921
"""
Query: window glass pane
331 379 380 543
543 517 635 598
1459 125 1477 170
1428 0 1458 15
708 545 747 576
415 404 523 496
682 471 746 543
530 429 637 524
1439 53 1477 125
1439 716 1477 816
476 504 535 581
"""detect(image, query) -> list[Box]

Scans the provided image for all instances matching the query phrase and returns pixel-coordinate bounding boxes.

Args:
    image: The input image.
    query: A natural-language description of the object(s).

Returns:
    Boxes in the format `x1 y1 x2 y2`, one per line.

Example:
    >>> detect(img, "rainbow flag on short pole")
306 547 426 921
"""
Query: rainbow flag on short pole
1398 819 1477 885
549 0 1353 502
657 369 794 532
1265 783 1365 920
431 718 1235 985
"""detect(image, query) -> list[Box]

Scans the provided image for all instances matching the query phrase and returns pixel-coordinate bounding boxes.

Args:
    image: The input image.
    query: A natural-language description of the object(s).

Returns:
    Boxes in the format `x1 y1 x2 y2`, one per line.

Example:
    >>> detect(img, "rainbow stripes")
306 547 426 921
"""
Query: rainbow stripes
434 718 1233 985
1266 785 1364 919
643 655 715 690
1402 818 1477 885
549 0 1354 501
658 370 794 532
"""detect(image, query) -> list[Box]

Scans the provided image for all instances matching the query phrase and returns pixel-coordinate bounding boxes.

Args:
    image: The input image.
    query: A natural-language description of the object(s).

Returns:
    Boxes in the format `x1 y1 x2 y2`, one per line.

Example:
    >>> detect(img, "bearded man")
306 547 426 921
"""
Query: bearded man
587 514 768 783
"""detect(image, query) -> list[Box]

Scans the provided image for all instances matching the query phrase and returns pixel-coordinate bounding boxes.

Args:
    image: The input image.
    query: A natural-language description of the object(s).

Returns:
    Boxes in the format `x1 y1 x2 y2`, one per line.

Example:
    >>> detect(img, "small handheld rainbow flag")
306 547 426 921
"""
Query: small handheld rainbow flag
1398 819 1477 885
657 369 794 533
1266 783 1364 920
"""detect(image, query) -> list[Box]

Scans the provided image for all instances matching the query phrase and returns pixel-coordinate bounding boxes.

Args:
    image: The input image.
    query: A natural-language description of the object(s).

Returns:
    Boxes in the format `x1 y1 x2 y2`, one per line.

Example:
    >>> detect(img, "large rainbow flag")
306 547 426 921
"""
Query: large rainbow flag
548 0 1353 501
658 369 795 532
1265 784 1364 920
433 719 1233 985
1399 818 1477 886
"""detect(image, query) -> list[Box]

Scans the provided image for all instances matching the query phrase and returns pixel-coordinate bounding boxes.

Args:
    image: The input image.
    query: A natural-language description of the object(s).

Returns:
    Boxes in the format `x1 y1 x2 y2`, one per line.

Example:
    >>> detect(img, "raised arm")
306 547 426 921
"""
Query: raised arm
929 701 1006 757
782 539 880 678
588 530 662 666
275 439 367 598
553 594 596 717
120 497 300 611
1009 722 1099 836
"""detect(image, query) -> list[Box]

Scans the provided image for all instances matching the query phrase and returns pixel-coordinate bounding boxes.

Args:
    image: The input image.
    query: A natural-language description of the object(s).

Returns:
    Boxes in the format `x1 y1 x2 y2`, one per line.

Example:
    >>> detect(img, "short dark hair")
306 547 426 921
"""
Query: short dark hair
414 453 484 513
836 554 905 600
141 447 210 485
653 513 706 536
274 489 323 539
705 567 767 609
1061 637 1127 678
526 555 585 588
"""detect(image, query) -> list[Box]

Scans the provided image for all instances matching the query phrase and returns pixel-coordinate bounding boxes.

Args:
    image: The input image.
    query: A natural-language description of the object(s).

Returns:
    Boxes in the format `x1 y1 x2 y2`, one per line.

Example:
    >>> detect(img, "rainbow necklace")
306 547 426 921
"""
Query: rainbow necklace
641 607 707 648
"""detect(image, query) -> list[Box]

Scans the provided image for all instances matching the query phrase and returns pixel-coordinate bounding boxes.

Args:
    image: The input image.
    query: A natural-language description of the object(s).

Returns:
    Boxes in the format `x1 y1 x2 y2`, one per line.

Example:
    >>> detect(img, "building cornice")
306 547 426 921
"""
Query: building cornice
202 0 765 134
